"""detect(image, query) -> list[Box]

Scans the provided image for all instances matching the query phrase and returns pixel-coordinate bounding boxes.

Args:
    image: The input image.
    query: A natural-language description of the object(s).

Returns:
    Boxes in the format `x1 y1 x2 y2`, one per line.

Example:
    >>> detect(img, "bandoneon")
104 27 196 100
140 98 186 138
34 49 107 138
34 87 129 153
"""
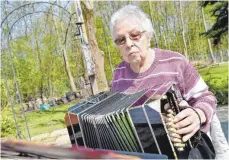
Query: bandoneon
65 83 195 159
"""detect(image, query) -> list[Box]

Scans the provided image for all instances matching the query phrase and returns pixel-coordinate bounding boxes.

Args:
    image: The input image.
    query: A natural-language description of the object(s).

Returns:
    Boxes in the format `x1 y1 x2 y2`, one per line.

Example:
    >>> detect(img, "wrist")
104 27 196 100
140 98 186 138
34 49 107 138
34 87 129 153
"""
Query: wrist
195 108 206 124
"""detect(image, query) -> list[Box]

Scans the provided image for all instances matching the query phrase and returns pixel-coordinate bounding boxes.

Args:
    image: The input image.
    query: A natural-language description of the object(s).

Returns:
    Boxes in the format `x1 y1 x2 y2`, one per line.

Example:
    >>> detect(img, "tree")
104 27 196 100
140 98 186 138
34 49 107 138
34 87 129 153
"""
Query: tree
81 1 108 92
200 1 228 45
51 3 77 92
201 7 216 63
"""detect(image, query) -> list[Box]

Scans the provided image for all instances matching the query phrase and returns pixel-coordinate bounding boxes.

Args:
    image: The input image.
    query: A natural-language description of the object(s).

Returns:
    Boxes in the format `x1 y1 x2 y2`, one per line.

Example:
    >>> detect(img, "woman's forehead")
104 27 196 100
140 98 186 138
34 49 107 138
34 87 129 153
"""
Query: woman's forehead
114 19 142 36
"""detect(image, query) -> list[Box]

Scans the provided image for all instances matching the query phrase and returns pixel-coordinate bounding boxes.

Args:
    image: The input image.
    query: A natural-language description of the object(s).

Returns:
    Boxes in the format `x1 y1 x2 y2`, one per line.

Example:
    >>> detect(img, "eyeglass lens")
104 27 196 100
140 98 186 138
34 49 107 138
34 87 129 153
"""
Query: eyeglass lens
115 31 145 45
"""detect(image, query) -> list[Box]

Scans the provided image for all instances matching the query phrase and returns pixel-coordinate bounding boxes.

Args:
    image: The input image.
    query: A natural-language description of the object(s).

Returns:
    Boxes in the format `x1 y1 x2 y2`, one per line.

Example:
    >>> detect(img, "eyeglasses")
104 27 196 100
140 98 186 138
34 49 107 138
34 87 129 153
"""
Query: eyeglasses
114 30 146 46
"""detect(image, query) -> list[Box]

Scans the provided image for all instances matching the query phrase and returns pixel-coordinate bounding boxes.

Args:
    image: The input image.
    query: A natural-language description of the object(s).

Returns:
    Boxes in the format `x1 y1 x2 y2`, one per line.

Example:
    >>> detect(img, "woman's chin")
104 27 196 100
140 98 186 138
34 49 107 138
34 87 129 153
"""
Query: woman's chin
129 59 141 65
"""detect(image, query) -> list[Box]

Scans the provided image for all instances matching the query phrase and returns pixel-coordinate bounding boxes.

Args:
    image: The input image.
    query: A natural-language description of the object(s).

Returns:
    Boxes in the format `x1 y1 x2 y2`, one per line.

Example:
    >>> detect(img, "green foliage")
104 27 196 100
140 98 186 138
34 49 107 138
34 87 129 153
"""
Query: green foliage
1 102 77 138
199 63 228 105
0 75 16 111
2 12 84 102
1 78 8 110
67 42 85 80
1 106 17 138
95 16 122 81
201 1 228 45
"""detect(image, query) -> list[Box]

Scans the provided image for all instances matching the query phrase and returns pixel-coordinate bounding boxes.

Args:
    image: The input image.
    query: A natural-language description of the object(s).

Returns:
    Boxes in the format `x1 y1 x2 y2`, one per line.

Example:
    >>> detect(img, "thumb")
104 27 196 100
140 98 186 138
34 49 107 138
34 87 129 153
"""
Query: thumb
178 100 189 109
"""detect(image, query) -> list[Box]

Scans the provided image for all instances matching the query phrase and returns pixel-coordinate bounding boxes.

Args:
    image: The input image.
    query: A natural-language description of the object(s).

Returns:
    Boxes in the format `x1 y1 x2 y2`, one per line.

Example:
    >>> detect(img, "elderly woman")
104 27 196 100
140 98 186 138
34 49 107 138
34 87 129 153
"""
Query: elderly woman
109 4 221 158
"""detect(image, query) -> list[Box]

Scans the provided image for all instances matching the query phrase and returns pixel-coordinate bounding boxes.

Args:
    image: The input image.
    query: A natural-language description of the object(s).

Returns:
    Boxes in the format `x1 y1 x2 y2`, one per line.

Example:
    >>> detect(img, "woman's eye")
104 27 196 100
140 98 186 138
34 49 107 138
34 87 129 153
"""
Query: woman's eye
119 37 125 43
115 37 125 45
130 33 140 39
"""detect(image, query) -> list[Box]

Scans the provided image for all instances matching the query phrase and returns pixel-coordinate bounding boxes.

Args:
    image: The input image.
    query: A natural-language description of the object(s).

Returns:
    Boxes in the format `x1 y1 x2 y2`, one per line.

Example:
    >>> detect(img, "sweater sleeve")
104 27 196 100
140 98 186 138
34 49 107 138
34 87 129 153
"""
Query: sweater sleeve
181 62 217 132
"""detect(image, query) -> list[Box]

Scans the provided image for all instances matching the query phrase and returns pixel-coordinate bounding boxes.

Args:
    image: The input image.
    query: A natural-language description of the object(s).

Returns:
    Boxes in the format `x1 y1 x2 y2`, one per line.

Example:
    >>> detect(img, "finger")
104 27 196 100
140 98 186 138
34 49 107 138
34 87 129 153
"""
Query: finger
167 109 174 114
182 128 198 142
175 116 193 129
177 123 198 135
166 113 175 118
164 103 171 111
174 108 192 123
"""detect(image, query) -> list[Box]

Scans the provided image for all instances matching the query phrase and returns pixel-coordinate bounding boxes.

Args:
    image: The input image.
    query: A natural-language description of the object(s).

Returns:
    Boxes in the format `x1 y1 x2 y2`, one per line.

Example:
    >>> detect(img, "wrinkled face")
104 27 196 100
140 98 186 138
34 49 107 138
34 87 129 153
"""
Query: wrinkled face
114 18 151 65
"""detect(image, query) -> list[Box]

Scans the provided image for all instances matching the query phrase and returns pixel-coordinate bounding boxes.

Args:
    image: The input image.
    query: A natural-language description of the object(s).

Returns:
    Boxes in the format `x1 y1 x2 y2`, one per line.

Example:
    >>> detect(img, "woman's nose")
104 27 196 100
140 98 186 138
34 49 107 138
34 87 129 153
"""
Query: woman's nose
125 36 134 48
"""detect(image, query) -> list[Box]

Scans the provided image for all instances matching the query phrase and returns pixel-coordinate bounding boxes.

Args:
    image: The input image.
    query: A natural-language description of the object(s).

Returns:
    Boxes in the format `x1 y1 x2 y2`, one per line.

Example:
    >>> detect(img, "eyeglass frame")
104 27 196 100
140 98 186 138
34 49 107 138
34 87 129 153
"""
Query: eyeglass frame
114 30 146 46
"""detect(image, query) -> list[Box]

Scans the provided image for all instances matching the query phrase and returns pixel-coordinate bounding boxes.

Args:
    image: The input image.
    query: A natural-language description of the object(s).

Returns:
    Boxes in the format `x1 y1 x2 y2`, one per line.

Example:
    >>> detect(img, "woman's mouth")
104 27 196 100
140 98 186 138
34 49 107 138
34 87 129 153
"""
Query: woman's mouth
129 52 137 56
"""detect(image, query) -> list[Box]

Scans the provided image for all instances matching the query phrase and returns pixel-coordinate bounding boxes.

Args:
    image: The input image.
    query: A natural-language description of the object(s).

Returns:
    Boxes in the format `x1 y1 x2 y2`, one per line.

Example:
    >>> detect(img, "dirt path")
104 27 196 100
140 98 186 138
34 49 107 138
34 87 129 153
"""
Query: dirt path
31 128 71 147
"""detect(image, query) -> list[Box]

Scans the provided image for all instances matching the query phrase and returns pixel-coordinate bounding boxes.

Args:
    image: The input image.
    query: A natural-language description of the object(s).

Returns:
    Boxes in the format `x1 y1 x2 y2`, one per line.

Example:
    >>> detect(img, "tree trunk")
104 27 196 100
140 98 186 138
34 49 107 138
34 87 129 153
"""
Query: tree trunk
163 34 168 48
201 7 216 64
98 7 114 74
31 5 45 102
219 50 224 62
164 2 171 50
52 14 77 92
179 1 189 60
149 2 159 48
81 1 108 93
187 35 193 60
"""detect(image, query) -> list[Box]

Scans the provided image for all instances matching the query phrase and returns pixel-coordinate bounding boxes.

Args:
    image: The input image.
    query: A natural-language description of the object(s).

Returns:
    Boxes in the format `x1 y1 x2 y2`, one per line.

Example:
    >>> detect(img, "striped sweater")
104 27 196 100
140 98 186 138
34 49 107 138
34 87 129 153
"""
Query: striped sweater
112 48 217 132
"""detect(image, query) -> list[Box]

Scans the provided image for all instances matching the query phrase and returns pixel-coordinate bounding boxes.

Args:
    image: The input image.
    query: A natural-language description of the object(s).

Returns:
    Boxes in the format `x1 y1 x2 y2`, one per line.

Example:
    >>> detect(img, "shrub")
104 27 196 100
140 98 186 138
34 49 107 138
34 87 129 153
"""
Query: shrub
205 77 228 105
1 107 17 137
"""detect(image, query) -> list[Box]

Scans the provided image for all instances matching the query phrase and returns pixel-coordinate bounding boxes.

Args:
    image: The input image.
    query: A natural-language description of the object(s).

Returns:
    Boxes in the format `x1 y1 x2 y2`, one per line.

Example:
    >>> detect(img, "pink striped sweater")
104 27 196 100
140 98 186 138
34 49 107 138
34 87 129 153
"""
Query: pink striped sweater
112 48 217 132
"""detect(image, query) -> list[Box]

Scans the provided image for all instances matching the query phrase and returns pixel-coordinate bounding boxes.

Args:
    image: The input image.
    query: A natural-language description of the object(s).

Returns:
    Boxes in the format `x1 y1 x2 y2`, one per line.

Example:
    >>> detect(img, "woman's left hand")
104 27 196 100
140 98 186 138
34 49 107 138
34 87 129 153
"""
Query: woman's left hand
173 101 206 142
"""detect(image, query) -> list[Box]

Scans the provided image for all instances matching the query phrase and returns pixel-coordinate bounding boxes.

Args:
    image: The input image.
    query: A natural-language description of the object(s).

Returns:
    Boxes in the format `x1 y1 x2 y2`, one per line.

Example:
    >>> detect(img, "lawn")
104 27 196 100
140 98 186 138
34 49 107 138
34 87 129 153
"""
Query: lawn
198 62 228 81
198 62 228 105
24 103 74 137
4 102 78 139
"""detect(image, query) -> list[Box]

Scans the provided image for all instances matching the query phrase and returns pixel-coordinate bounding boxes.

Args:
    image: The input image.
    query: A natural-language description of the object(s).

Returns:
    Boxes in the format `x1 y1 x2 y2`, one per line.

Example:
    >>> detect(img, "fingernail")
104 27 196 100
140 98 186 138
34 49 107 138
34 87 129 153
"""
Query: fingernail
174 118 178 122
175 124 179 129
182 137 187 142
176 129 180 134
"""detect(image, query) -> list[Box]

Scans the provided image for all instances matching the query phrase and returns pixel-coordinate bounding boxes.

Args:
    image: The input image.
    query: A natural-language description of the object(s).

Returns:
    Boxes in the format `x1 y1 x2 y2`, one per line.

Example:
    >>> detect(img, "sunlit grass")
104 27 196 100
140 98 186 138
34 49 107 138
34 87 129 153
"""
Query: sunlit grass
198 63 228 105
198 63 228 87
17 102 78 138
199 63 228 78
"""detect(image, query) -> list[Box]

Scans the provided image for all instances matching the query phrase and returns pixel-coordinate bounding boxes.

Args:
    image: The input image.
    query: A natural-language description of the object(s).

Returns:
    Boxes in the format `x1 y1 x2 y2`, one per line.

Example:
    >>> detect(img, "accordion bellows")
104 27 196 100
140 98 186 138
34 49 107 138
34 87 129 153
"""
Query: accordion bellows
65 86 183 159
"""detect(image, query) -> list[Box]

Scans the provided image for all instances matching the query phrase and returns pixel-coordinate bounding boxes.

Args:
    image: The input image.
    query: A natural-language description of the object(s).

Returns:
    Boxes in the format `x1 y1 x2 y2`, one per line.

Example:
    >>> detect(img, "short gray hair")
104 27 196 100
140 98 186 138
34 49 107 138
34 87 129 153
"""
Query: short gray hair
110 5 154 42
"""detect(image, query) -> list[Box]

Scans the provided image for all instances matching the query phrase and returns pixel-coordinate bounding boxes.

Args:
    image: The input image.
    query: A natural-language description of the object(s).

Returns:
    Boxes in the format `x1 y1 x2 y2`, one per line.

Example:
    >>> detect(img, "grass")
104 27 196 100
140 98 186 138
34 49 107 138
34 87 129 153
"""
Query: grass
17 102 78 138
198 62 228 88
198 63 228 105
198 63 228 80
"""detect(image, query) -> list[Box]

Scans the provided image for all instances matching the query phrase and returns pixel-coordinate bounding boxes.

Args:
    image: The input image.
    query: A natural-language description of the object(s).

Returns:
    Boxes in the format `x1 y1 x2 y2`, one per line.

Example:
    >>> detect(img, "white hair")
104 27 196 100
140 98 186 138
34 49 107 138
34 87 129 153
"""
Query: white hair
110 5 154 42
